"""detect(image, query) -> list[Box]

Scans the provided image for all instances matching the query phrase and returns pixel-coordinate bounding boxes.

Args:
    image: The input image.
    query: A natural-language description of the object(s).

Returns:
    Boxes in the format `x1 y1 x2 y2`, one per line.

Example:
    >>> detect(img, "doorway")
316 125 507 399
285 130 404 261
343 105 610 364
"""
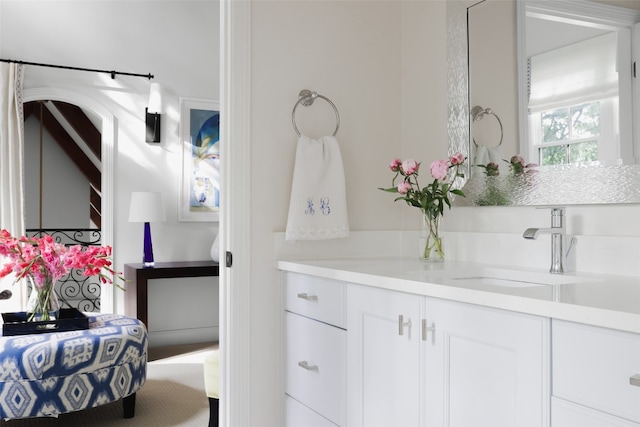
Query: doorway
22 88 116 313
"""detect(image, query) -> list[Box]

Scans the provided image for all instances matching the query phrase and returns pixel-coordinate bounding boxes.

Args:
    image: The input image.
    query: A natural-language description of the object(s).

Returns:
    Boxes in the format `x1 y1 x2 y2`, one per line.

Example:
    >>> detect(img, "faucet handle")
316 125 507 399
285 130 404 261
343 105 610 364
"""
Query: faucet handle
536 206 564 214
537 206 564 228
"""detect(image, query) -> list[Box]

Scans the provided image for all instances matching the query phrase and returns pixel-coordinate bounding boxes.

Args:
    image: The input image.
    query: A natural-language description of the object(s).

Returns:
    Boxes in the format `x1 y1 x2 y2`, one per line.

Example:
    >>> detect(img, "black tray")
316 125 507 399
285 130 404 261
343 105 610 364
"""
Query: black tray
2 308 89 336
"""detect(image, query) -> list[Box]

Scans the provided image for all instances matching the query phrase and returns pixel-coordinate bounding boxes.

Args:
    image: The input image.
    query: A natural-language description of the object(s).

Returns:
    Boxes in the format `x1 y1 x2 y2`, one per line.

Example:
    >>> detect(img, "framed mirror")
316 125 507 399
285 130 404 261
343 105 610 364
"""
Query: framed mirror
452 0 640 206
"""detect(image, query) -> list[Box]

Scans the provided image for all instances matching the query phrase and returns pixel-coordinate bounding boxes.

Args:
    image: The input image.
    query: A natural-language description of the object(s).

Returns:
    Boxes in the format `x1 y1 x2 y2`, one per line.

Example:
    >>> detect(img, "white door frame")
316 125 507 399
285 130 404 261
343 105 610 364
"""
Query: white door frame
220 0 252 426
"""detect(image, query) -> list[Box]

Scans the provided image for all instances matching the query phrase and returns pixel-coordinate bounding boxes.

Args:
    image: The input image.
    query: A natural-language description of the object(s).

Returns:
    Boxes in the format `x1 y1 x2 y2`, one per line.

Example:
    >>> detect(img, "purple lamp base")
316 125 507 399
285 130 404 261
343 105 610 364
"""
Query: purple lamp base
143 222 155 267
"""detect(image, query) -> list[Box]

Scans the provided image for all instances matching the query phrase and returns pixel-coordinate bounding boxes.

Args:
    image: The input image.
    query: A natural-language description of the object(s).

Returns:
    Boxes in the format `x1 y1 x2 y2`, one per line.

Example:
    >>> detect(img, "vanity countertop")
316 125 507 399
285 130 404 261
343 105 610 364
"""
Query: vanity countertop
278 257 640 334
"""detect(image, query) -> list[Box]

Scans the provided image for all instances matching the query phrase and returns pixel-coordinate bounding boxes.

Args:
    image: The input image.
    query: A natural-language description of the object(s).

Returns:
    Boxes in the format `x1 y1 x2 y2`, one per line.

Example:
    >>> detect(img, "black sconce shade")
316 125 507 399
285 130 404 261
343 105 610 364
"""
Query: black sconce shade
145 108 161 143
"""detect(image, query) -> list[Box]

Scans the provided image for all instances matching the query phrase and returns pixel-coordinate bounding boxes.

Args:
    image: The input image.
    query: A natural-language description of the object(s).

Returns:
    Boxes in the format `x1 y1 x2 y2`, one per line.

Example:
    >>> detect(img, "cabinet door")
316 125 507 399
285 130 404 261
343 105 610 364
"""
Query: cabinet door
424 298 550 427
552 320 640 423
347 284 423 427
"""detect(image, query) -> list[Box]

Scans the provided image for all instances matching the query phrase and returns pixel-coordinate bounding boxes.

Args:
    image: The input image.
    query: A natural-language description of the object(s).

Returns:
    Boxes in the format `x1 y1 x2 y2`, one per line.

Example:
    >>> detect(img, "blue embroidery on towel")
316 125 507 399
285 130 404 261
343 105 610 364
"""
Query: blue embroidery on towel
305 197 331 216
305 198 315 215
320 198 331 215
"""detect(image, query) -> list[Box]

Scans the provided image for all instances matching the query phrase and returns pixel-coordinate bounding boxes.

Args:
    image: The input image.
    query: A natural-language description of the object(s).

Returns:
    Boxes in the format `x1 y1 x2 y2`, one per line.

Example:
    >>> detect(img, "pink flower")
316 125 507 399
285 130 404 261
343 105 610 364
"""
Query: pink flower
450 152 465 165
485 162 500 176
389 158 402 172
510 155 525 166
430 159 448 180
397 181 412 194
0 229 124 292
401 159 419 175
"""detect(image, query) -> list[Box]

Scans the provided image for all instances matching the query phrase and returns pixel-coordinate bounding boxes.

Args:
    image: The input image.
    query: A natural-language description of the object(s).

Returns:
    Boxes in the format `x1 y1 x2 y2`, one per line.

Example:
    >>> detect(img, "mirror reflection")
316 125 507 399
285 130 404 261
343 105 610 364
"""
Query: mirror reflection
522 1 635 167
455 0 640 206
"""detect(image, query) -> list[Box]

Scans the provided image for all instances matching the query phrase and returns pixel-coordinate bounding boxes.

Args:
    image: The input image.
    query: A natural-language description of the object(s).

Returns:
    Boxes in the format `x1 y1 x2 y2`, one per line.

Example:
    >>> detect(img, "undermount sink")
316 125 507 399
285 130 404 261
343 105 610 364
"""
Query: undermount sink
450 276 549 288
403 266 592 288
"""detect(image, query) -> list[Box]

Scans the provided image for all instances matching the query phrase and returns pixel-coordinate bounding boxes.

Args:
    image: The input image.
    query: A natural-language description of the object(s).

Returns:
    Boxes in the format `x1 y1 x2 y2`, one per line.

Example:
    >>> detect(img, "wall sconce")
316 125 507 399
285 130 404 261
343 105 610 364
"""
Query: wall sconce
128 191 166 267
146 82 162 143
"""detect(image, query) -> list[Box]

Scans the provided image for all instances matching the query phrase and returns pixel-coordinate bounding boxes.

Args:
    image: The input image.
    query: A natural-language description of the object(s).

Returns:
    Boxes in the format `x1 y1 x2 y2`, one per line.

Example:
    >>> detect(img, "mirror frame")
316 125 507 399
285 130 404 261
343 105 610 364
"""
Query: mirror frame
452 0 640 207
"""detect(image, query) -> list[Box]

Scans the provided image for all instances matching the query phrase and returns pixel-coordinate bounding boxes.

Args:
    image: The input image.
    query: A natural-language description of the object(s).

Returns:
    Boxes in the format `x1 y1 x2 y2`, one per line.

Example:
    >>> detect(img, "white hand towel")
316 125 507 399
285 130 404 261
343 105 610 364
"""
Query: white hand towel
473 144 490 175
488 145 504 165
285 135 350 241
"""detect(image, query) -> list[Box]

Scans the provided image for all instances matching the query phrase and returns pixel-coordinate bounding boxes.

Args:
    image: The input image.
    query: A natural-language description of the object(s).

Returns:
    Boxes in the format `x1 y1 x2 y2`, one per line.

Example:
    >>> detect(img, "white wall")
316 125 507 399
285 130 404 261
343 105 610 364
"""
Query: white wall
249 1 447 424
468 0 519 159
0 0 220 346
24 116 90 229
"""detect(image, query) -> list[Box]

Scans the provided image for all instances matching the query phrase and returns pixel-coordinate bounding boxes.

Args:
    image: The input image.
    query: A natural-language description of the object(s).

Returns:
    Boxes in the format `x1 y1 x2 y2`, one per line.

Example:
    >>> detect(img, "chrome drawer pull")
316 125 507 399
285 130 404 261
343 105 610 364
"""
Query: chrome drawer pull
630 374 640 387
298 360 318 371
398 315 411 336
421 319 436 341
297 292 318 301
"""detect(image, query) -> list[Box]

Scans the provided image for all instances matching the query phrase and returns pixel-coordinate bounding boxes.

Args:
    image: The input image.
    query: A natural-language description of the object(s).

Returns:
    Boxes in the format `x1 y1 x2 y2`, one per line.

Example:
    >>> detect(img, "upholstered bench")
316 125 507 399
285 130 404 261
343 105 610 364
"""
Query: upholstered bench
0 313 147 420
203 350 219 427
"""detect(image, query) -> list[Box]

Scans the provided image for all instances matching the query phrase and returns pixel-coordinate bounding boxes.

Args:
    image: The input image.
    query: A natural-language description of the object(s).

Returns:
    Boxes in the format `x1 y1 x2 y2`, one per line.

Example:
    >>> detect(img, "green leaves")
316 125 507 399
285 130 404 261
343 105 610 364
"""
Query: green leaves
378 187 399 193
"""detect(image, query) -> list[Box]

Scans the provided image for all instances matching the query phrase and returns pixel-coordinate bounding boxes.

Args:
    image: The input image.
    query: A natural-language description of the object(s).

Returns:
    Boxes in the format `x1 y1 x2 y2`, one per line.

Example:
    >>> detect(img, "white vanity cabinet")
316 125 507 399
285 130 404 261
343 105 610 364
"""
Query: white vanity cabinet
346 284 424 427
282 272 347 427
346 283 550 427
551 320 640 427
424 297 550 427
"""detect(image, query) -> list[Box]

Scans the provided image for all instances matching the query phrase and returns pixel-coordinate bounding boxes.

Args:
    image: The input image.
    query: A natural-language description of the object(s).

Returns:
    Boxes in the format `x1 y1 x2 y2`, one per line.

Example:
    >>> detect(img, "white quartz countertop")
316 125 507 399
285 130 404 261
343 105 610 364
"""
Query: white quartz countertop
278 257 640 334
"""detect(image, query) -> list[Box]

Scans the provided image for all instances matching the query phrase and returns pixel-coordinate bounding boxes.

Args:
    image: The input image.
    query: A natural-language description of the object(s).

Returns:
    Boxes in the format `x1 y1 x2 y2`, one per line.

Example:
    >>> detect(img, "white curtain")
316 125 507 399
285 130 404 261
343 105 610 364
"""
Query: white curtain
0 63 26 311
529 32 618 112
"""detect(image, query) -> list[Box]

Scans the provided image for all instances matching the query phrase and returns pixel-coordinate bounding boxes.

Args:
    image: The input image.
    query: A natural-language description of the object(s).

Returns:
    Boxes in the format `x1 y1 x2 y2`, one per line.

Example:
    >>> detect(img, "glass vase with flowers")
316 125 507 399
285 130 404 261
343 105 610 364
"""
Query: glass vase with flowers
0 230 124 322
379 153 466 261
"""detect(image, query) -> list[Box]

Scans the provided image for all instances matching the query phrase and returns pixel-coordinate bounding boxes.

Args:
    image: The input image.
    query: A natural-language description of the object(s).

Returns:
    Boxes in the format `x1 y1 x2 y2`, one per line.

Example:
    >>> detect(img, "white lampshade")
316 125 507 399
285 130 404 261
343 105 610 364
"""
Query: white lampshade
128 192 166 223
147 82 163 114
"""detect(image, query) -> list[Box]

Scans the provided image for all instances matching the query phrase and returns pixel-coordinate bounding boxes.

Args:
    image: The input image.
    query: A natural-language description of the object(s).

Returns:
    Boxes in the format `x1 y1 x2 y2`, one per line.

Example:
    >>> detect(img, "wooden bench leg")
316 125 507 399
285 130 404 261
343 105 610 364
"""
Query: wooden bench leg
123 393 136 418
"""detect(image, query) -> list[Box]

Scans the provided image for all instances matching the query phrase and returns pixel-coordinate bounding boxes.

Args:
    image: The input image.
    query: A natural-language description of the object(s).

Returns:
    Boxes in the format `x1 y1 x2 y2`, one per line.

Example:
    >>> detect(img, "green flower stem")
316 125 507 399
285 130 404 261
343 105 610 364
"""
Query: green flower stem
422 212 444 260
27 278 59 322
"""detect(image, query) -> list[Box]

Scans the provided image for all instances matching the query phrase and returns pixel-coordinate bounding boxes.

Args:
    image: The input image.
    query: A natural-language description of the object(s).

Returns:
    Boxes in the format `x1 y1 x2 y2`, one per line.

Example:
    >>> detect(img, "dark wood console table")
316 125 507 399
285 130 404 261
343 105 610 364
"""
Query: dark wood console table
124 261 220 328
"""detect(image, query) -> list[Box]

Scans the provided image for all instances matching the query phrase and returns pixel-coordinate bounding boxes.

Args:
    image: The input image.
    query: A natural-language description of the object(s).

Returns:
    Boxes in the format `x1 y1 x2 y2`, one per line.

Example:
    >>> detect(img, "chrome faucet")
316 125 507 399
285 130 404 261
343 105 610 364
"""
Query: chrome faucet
523 207 566 274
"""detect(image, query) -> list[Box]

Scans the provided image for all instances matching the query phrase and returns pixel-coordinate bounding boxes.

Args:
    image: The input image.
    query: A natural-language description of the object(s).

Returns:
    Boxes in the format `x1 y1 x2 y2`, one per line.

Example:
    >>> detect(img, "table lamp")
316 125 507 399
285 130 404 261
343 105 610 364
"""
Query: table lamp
128 192 166 267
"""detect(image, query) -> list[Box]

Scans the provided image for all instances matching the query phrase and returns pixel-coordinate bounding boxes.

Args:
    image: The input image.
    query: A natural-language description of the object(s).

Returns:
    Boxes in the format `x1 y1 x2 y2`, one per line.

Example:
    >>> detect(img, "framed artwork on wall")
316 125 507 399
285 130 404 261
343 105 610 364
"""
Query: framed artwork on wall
179 97 220 222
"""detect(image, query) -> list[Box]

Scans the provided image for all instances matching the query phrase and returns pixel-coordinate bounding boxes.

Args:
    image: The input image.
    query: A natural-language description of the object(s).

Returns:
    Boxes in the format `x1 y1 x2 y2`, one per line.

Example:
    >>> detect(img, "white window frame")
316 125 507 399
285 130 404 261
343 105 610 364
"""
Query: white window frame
528 97 619 166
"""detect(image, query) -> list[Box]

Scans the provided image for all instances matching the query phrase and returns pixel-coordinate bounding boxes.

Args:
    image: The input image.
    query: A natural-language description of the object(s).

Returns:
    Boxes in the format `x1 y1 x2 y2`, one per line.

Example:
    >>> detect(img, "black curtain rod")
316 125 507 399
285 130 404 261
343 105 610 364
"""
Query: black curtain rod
0 58 153 80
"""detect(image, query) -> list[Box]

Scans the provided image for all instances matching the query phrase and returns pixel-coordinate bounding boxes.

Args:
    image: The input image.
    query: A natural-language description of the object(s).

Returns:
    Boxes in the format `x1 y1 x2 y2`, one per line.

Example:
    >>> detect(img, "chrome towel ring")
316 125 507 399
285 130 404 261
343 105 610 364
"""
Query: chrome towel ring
292 89 340 137
471 105 503 147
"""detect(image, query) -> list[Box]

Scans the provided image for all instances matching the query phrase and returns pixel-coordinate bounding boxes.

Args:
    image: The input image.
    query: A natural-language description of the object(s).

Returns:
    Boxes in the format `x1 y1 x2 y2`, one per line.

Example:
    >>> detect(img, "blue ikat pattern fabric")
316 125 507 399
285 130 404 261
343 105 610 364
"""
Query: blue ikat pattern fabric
0 314 147 419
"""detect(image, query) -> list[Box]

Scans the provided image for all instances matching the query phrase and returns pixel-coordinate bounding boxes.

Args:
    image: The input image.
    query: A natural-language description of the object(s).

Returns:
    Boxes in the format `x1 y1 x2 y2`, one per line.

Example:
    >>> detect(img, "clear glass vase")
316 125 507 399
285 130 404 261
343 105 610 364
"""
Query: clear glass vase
420 211 444 262
26 277 61 322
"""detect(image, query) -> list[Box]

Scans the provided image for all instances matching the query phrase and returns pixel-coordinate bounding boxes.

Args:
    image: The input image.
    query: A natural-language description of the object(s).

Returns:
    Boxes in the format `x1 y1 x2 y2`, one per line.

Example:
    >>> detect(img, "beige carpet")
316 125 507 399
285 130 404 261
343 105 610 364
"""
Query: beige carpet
2 342 218 427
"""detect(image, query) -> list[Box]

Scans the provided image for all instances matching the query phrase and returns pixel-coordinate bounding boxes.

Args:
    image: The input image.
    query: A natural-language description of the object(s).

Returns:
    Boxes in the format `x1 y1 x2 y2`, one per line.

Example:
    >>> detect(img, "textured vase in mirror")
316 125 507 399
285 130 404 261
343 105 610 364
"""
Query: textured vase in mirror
454 165 640 206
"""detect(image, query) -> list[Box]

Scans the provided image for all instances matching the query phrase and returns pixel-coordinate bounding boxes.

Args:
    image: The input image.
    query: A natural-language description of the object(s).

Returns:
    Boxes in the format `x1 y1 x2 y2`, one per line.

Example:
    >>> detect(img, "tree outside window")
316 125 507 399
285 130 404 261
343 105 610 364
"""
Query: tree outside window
536 101 602 166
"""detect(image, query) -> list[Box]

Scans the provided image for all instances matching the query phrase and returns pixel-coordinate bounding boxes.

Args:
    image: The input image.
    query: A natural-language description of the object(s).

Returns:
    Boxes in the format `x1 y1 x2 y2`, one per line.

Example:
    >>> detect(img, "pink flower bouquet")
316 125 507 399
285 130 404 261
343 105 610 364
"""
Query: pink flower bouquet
379 153 466 260
0 229 124 320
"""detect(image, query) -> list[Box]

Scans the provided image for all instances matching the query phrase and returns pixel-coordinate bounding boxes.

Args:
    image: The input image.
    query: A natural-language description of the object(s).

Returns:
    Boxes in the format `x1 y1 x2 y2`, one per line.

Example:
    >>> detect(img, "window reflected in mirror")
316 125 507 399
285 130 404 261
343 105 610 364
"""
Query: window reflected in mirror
526 18 621 167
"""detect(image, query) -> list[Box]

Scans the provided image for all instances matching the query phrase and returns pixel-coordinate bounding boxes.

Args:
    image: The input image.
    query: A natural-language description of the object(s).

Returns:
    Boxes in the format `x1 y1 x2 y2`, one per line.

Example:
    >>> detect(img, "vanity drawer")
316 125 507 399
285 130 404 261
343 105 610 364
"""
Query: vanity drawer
285 395 339 427
283 272 346 327
552 397 640 427
553 320 640 423
285 312 346 426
